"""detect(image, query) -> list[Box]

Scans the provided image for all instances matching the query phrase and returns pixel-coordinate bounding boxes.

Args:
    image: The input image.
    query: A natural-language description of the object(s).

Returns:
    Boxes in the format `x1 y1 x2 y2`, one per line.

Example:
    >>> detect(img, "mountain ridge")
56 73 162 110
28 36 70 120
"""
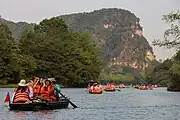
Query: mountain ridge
0 8 157 79
59 8 156 70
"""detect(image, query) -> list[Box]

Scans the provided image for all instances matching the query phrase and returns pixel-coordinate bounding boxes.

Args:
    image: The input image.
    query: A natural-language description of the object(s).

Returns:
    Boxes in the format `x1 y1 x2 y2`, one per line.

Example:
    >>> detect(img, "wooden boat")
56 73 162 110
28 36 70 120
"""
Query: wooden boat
104 89 116 92
134 85 140 89
89 91 103 94
140 88 148 90
9 97 69 111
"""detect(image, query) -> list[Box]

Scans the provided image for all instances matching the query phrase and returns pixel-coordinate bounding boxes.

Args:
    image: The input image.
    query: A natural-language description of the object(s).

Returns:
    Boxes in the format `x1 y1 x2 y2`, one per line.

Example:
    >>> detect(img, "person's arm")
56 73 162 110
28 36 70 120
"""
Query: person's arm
33 80 39 88
29 86 33 98
49 86 55 94
55 84 61 92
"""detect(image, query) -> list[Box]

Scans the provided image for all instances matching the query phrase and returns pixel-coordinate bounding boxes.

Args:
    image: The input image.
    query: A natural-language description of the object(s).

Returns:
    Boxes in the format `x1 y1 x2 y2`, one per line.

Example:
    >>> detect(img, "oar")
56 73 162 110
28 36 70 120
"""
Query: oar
59 92 78 108
116 89 121 91
115 86 121 91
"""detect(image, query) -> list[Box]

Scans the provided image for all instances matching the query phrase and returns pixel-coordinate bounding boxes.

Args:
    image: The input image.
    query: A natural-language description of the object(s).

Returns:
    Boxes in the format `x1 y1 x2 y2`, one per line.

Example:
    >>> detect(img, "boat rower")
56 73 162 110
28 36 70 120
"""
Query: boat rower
49 78 61 101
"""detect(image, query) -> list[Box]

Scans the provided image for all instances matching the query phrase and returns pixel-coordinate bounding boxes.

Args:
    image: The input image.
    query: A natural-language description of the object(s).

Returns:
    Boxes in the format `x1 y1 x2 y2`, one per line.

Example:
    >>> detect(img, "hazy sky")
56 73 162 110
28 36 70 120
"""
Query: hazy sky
0 0 180 60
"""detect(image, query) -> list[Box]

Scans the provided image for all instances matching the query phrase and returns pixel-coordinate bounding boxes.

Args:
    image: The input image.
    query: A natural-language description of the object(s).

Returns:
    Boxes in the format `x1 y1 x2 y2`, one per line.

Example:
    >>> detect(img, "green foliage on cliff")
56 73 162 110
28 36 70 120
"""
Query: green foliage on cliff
1 8 157 85
0 17 104 87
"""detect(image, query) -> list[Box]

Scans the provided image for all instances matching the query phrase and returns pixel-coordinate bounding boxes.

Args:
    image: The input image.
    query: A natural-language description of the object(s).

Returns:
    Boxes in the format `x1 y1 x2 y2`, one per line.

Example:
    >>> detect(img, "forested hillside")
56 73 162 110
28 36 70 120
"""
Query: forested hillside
0 17 103 87
0 8 158 85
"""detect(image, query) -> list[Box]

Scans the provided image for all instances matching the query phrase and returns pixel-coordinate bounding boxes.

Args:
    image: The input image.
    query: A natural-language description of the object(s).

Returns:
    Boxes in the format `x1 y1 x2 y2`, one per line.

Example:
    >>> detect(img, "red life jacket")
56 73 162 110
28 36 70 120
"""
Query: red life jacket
13 86 30 103
111 84 115 90
40 85 56 101
33 85 41 96
106 84 111 90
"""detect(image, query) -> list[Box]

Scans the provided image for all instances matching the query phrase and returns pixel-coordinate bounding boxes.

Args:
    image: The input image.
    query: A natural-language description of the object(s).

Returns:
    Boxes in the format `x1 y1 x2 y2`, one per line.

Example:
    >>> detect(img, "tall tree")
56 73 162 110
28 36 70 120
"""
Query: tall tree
152 11 180 90
153 11 180 49
19 17 104 87
0 23 18 84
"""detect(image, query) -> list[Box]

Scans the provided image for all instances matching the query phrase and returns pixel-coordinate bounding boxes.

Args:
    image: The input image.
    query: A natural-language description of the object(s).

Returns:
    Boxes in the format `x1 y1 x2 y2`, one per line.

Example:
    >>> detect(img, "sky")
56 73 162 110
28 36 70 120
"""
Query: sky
0 0 180 60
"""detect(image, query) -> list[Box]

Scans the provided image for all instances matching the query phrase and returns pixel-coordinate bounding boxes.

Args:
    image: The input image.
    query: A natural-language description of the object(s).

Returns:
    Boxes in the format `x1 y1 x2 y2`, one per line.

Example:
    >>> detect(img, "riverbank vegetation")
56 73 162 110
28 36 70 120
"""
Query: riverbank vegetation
0 17 104 87
147 11 180 91
0 10 179 89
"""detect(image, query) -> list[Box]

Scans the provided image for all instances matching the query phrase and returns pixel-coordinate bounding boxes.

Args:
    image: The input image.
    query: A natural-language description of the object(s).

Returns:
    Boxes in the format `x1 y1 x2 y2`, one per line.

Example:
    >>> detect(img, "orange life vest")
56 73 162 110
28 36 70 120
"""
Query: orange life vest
40 85 56 101
33 85 42 96
13 86 30 103
111 84 115 90
106 84 111 90
106 84 115 90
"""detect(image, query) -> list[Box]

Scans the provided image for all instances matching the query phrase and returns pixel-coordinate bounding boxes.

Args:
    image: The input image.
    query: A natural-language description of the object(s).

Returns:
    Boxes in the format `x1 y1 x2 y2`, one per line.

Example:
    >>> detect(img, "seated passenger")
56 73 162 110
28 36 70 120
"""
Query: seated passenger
99 84 103 90
12 79 32 103
111 84 115 90
27 76 39 87
40 79 56 101
33 77 44 97
106 83 111 90
50 78 61 101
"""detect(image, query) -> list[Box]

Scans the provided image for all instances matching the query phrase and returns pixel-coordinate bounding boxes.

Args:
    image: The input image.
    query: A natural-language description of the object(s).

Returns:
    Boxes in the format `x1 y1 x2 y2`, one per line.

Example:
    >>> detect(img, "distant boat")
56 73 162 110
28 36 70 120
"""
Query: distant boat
104 83 116 92
118 84 125 88
87 80 103 94
154 85 158 88
134 85 154 90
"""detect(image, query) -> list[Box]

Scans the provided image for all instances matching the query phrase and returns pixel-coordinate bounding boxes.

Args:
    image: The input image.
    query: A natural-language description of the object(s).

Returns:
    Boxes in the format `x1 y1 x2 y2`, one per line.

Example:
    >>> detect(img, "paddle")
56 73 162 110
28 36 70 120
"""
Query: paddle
116 89 121 91
58 92 78 108
115 87 121 91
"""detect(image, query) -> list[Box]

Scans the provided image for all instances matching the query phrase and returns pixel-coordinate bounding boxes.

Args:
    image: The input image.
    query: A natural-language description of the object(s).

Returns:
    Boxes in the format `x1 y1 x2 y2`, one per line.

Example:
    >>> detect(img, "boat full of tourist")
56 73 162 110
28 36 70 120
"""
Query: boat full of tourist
4 77 78 111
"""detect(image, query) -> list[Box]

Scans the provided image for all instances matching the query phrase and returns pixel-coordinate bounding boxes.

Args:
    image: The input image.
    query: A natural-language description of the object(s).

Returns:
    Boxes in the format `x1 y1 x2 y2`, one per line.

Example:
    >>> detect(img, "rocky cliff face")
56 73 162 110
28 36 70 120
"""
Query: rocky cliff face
60 8 156 72
0 8 156 74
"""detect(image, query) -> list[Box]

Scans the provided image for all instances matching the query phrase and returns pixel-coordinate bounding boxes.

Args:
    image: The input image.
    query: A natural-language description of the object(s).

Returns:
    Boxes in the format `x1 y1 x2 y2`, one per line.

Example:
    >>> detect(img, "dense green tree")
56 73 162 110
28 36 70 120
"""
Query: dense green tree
153 11 180 49
2 8 157 85
0 23 16 84
19 17 104 87
0 23 37 84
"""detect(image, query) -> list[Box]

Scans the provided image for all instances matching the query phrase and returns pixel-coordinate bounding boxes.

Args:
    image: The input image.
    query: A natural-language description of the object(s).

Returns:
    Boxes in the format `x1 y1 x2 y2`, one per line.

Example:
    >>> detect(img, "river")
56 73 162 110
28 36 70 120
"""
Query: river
0 87 180 120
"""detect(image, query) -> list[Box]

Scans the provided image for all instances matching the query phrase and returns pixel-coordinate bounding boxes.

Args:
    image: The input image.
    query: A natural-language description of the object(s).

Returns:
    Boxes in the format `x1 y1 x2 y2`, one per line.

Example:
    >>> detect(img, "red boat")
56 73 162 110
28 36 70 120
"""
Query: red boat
139 85 148 90
119 84 125 88
88 80 103 94
105 83 116 92
139 85 153 90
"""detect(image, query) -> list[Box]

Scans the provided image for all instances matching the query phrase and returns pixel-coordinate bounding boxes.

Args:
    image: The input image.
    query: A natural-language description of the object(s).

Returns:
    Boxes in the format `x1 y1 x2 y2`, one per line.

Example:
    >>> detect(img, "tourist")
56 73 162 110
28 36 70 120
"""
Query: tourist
39 79 56 101
49 78 61 101
12 79 32 103
33 77 44 96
